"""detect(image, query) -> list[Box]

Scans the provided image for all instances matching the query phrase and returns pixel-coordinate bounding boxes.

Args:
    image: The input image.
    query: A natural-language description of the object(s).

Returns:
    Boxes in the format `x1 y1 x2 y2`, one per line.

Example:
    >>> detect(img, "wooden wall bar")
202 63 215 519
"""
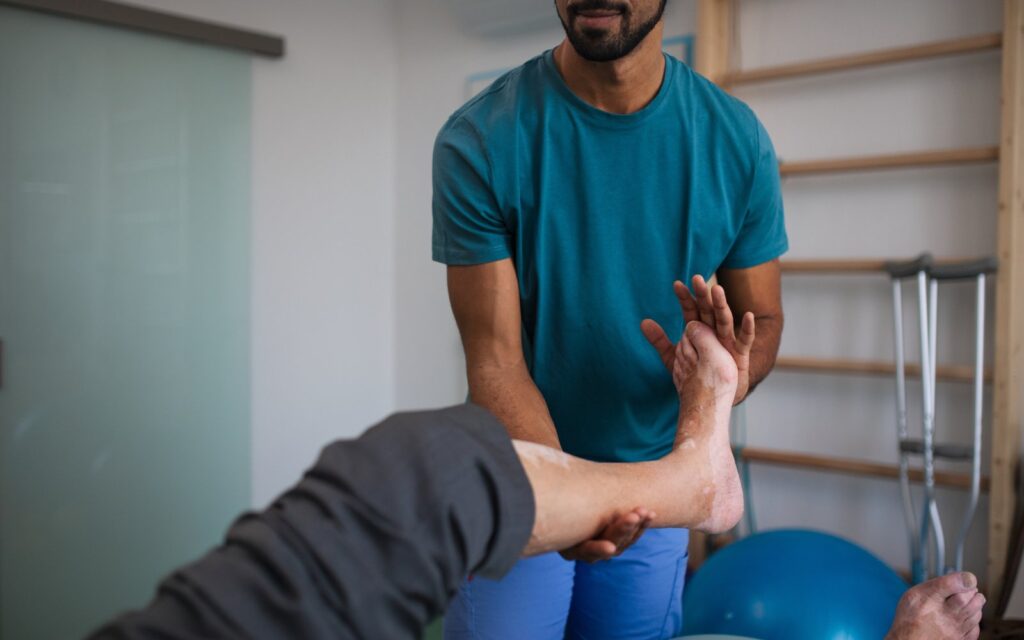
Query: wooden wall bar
721 32 1001 87
774 356 991 384
739 447 990 492
779 146 998 177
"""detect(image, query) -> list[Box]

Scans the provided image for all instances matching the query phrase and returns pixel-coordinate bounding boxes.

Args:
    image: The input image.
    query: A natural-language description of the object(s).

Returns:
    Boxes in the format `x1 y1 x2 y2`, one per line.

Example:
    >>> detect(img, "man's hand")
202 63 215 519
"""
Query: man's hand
559 508 654 562
641 275 756 405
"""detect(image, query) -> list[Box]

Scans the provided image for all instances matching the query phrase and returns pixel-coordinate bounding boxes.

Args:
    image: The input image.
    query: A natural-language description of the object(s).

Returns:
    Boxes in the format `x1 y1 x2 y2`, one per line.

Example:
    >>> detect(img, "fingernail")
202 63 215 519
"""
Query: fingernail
961 572 977 589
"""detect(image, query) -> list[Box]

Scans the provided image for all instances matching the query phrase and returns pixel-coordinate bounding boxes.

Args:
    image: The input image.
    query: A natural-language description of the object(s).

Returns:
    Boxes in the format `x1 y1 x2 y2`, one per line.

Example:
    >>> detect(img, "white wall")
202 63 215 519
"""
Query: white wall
393 0 561 410
130 0 400 506
391 0 1003 581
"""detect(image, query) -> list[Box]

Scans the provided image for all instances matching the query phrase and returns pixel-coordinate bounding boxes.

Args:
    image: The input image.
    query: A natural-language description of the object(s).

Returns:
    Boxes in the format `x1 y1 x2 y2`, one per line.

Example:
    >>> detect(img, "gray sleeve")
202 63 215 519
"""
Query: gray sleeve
89 403 535 640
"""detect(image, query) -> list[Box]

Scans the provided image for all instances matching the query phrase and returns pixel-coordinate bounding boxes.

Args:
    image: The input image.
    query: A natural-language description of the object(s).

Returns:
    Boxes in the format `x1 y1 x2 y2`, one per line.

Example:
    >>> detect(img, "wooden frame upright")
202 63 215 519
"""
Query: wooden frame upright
990 0 1024 607
695 0 733 82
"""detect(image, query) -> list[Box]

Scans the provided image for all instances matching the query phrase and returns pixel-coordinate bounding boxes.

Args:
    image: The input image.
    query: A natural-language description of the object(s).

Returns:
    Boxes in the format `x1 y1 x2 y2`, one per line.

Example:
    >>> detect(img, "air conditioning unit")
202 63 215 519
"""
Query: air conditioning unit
444 0 558 37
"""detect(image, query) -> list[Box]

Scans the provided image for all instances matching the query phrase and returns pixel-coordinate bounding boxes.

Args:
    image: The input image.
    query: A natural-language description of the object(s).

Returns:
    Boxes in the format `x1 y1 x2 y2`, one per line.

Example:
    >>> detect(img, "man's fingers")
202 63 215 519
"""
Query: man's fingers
640 319 675 371
691 275 716 327
585 540 617 559
691 274 709 298
737 311 756 355
673 280 700 325
571 540 617 562
710 285 736 345
604 511 641 547
624 512 653 551
595 510 649 560
560 540 615 562
560 507 653 562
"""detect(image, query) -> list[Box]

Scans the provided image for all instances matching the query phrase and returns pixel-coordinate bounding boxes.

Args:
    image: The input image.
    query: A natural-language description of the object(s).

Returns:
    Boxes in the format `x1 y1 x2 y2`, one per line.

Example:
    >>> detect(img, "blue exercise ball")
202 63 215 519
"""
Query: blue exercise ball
682 529 908 640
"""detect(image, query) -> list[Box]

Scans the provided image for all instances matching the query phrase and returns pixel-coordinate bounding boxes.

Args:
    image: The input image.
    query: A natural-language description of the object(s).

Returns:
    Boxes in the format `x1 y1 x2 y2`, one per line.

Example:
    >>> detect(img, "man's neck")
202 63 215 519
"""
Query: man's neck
553 23 666 115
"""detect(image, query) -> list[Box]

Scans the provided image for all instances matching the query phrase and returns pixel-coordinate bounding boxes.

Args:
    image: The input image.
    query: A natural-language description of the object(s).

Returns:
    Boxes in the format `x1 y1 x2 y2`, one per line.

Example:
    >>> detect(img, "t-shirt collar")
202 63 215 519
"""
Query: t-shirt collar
542 47 674 129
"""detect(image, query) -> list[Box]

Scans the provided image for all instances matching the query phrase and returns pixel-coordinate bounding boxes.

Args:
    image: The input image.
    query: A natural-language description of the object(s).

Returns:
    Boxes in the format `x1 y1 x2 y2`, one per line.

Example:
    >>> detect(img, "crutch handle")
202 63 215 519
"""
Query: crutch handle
884 253 934 279
929 257 998 281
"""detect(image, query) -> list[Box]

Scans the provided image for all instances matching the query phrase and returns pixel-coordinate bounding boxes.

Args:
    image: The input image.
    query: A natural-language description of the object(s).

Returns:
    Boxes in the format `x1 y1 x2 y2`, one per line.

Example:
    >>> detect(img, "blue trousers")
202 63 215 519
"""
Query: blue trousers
444 528 689 640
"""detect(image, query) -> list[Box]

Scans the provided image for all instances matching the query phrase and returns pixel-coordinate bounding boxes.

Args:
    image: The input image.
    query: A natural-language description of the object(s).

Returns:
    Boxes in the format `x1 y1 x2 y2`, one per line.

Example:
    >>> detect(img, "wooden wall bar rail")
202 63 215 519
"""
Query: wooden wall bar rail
779 258 976 273
721 32 1002 87
738 447 990 492
775 356 992 384
779 146 999 177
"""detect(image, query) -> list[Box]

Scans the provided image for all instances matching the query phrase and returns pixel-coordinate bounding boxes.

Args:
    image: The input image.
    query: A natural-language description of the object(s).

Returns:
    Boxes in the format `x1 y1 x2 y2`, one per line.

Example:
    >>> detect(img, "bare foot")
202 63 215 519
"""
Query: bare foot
885 572 984 640
671 321 743 533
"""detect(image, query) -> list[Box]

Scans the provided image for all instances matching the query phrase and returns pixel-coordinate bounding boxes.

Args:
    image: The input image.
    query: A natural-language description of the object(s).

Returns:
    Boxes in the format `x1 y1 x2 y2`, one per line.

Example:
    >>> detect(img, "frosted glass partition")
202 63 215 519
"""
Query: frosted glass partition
0 7 251 639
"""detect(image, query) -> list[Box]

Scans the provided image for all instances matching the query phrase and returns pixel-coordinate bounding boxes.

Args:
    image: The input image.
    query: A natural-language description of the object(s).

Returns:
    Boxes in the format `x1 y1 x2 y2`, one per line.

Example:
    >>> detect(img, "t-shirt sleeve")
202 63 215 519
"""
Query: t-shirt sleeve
720 116 789 270
432 117 513 265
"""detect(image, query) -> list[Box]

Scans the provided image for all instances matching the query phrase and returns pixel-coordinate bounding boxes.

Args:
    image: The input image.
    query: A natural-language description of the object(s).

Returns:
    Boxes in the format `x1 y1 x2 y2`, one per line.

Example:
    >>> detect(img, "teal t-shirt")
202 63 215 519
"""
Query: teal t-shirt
432 50 787 463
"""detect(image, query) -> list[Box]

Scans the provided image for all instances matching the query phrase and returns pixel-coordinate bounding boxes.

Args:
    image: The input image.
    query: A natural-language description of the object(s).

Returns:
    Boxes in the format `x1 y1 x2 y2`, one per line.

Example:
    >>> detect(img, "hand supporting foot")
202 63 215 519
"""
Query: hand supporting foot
641 275 756 405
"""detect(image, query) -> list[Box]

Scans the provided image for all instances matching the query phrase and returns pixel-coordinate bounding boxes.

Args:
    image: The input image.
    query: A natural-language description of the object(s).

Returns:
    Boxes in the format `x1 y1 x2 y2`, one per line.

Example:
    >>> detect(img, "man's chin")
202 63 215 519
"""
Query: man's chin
570 43 627 62
571 19 620 38
569 31 623 58
577 33 614 48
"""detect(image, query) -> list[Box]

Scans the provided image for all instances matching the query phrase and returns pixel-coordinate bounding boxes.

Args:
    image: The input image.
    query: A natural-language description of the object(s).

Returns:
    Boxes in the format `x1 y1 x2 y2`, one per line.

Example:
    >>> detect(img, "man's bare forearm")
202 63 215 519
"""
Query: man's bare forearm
467 361 562 449
746 313 783 394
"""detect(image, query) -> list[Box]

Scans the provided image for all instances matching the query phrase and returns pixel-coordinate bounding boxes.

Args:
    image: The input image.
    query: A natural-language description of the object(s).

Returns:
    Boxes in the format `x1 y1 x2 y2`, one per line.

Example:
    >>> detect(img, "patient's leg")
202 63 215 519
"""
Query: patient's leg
519 321 744 555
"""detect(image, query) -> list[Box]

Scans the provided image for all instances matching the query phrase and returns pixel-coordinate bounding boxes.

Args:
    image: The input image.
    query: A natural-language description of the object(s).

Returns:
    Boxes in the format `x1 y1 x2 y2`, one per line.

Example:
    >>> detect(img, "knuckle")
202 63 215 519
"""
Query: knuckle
900 591 923 610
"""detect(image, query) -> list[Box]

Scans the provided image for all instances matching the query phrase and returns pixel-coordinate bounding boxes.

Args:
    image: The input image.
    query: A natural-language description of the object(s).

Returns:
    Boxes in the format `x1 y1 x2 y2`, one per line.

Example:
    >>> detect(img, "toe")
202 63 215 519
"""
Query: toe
945 589 974 611
917 572 977 602
955 591 984 638
960 607 982 634
959 592 985 619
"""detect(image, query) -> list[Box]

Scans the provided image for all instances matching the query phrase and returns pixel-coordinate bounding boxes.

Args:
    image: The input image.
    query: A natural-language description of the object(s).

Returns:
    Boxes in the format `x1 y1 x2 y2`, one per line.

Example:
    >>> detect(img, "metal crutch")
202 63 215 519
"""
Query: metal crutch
884 253 933 583
924 262 946 579
927 256 998 574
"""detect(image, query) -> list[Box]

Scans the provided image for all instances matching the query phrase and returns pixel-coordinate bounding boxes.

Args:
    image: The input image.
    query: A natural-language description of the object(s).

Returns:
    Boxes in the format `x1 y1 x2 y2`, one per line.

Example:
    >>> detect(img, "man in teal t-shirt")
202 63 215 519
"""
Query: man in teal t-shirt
432 1 787 637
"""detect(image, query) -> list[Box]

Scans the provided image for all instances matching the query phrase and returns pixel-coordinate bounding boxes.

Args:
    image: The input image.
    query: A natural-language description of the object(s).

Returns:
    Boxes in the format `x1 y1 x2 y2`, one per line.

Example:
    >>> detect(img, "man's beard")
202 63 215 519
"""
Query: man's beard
558 0 667 62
